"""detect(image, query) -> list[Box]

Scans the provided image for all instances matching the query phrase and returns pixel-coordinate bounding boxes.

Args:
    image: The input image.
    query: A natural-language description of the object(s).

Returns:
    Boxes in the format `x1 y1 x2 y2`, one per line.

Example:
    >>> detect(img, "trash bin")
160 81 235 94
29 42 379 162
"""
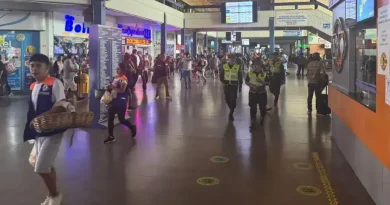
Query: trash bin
77 71 89 96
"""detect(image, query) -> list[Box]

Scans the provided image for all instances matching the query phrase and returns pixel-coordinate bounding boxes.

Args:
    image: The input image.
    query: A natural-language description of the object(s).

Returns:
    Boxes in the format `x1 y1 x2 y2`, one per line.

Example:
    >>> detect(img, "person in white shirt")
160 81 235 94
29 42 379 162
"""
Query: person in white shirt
182 52 193 89
24 54 74 205
63 53 79 94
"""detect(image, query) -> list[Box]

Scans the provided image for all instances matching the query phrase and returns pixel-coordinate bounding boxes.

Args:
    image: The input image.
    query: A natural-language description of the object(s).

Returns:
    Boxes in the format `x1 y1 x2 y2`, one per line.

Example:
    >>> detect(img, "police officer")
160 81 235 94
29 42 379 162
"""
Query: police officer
269 52 285 107
246 58 269 131
220 54 243 121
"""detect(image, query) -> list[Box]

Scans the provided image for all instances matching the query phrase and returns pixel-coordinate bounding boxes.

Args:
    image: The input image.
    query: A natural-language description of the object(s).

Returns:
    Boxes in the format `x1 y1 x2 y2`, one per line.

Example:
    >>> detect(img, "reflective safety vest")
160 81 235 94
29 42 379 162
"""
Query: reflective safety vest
270 60 283 73
248 71 267 86
223 63 240 82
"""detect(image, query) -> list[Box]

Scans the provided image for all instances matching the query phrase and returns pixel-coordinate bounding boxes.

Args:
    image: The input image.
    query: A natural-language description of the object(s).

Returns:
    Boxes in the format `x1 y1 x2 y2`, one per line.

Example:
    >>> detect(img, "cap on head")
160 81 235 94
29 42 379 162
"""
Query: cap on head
30 54 50 66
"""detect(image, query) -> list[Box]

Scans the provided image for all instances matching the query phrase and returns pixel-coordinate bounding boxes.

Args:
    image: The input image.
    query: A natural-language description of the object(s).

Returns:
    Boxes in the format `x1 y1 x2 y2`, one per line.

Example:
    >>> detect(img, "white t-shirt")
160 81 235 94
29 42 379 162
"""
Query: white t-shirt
31 78 66 111
136 55 140 67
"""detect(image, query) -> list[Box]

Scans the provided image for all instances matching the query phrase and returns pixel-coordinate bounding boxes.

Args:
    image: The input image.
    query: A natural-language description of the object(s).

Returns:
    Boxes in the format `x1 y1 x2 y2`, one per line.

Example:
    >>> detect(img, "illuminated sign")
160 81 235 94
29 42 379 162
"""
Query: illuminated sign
126 38 151 45
64 15 90 34
118 24 151 39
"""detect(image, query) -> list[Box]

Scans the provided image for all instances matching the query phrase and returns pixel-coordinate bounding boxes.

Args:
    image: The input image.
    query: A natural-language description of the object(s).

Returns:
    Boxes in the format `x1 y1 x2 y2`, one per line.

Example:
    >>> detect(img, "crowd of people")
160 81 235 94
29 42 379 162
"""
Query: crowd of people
11 47 331 205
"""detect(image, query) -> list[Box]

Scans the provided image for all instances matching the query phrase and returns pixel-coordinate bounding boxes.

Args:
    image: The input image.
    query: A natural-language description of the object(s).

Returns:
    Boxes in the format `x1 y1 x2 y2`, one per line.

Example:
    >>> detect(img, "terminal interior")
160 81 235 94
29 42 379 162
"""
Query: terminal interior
0 0 388 205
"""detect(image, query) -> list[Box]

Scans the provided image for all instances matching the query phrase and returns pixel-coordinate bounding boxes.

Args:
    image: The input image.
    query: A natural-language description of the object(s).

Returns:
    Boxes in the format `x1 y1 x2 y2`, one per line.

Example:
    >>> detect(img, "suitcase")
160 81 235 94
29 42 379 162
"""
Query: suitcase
318 86 331 115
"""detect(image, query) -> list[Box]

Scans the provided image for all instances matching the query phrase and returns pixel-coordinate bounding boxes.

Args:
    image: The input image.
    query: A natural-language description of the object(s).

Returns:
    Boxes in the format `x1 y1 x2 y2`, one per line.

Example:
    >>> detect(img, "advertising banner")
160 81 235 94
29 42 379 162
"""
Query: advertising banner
275 12 308 26
378 4 390 76
0 31 40 91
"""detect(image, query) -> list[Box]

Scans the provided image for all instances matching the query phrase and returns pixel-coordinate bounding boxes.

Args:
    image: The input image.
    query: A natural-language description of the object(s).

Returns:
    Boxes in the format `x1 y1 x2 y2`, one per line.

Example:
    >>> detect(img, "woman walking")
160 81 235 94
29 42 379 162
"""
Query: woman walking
104 63 137 144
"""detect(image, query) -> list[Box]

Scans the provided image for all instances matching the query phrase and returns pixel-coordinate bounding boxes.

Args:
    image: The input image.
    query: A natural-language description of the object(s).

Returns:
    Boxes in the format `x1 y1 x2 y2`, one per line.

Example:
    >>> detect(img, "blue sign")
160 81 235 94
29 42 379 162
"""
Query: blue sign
323 23 331 28
283 30 302 37
357 0 374 22
118 24 151 39
64 15 90 34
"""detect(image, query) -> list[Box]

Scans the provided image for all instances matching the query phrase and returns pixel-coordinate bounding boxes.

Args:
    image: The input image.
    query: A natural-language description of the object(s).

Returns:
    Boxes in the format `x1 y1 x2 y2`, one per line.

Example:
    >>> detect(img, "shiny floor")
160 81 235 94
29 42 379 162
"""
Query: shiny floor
0 68 375 205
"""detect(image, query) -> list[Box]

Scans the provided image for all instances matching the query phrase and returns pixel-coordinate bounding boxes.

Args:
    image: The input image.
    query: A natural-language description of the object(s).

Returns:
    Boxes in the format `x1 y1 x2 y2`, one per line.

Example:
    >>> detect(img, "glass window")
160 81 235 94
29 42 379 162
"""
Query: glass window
354 28 377 110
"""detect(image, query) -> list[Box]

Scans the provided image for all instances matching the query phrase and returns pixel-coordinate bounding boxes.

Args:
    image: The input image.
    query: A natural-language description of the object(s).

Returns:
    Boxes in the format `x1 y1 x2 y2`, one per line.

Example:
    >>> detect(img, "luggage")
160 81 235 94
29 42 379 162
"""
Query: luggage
317 86 331 115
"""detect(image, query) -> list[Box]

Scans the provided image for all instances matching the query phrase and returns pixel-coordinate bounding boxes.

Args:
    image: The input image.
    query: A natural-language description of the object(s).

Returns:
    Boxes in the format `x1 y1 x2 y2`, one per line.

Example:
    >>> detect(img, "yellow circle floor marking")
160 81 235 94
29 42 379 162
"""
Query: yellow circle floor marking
296 185 322 196
293 163 314 170
210 156 230 163
197 177 220 186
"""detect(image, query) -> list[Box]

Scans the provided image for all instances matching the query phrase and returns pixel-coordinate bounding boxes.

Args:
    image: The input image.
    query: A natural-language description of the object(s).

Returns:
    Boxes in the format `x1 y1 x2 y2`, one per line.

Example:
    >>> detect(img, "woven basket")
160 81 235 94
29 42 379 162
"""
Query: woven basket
30 112 94 133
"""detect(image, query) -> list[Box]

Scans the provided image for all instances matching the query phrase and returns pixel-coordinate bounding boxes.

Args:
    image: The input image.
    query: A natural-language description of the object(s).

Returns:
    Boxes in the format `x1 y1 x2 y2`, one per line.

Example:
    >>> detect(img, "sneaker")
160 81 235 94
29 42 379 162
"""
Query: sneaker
155 95 159 100
104 136 116 144
41 196 50 205
166 95 172 100
316 113 327 116
50 194 63 205
130 125 137 138
265 106 272 111
307 111 312 115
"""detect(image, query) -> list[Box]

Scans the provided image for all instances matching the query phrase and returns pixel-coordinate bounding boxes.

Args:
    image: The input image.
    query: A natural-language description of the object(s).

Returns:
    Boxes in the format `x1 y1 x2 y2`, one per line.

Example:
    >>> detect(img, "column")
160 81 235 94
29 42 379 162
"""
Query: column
92 0 106 25
161 13 167 55
181 19 185 52
269 17 275 53
204 32 208 53
215 32 219 53
192 31 197 56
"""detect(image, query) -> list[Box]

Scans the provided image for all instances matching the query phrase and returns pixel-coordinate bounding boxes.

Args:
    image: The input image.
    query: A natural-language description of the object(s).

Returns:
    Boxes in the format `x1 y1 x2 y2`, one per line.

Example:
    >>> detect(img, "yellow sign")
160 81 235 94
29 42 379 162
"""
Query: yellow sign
126 38 151 45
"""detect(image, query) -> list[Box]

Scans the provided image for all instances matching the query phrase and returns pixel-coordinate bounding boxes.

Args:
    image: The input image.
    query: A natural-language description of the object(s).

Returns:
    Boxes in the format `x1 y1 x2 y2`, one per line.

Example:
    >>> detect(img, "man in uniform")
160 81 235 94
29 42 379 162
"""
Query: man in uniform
246 58 269 131
220 54 243 121
269 52 285 107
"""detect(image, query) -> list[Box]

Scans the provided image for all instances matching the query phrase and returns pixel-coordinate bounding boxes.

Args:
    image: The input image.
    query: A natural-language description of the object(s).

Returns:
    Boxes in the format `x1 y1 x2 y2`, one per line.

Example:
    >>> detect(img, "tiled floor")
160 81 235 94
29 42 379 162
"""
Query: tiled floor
0 69 375 205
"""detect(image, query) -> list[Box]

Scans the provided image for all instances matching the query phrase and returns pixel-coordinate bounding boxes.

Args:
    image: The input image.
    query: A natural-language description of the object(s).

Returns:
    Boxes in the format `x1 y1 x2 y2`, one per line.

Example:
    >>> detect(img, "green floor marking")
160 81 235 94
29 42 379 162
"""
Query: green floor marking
197 177 220 186
210 156 230 163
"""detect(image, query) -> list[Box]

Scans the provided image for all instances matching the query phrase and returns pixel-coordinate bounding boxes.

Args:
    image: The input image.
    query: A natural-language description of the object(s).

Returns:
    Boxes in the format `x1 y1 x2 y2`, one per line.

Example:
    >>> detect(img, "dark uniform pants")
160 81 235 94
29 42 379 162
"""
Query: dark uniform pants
270 76 282 104
249 92 267 119
223 85 238 112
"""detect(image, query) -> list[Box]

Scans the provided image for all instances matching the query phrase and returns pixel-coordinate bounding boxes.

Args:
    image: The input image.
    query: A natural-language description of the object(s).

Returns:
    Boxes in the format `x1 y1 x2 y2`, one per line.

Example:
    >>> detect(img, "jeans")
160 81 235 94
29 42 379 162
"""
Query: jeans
108 104 134 137
183 70 192 88
156 76 170 97
223 85 239 112
297 65 304 75
249 92 267 119
307 83 322 112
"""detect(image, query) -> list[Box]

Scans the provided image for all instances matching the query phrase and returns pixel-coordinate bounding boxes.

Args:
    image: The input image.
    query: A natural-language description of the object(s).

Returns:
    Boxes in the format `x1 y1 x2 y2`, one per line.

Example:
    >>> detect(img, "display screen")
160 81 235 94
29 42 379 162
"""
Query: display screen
357 0 375 22
242 39 250 46
346 0 357 27
225 1 254 24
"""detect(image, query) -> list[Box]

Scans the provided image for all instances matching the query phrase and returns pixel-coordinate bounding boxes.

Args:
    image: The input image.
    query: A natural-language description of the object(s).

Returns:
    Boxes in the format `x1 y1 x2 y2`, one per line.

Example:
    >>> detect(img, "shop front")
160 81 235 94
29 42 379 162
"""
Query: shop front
328 1 390 205
53 12 90 72
0 11 45 92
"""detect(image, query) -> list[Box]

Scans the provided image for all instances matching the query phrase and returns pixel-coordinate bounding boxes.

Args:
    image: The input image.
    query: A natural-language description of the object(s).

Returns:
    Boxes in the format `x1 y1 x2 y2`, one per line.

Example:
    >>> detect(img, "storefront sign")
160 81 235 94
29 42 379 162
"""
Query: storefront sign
323 23 331 28
126 38 151 45
275 12 308 26
283 30 302 37
378 4 390 75
64 15 90 34
118 24 151 39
